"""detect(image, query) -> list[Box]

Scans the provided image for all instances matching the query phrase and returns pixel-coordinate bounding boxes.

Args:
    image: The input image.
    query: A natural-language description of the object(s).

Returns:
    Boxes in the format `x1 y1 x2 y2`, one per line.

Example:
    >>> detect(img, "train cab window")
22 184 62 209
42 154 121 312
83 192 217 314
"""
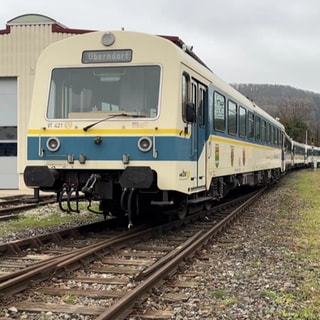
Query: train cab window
47 66 161 119
182 73 190 122
213 92 225 131
248 112 254 139
228 100 237 135
239 106 246 138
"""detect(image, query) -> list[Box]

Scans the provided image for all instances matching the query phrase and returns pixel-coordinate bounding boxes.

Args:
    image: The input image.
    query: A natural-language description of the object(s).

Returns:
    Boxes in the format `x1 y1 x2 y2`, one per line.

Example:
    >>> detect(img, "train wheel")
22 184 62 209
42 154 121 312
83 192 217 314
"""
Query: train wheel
204 200 212 211
177 199 188 220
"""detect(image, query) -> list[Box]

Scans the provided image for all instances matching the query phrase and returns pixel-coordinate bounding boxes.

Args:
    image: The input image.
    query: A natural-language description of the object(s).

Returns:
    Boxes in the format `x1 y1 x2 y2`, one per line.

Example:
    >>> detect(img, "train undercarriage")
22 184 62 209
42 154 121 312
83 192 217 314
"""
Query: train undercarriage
25 165 282 228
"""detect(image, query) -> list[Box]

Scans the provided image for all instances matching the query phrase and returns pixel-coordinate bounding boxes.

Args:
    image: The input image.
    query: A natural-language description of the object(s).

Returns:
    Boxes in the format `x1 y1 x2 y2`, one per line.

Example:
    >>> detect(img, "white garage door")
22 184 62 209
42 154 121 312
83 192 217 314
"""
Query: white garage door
0 78 18 189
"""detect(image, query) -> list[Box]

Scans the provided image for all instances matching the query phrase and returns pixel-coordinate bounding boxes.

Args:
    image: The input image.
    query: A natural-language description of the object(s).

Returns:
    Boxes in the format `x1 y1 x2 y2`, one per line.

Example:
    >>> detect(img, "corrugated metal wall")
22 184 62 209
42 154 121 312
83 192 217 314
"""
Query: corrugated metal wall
0 15 87 188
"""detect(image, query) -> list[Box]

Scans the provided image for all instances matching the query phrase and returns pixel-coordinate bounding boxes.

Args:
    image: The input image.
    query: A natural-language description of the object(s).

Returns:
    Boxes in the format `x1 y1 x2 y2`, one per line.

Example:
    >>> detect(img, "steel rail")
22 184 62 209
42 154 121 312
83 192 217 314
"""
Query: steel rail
95 188 265 320
0 224 151 297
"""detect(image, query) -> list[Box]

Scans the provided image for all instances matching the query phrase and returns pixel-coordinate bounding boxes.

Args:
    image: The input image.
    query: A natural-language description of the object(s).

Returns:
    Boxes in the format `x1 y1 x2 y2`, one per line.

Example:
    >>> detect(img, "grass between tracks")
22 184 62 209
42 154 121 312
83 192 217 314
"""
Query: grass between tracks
1 171 320 319
273 169 320 319
0 203 102 239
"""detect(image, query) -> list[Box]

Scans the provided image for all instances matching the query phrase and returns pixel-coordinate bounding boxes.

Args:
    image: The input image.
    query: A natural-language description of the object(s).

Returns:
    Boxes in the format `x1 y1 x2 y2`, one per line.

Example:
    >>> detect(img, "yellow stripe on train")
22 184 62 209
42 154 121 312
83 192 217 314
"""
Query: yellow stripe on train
210 135 280 151
27 128 187 136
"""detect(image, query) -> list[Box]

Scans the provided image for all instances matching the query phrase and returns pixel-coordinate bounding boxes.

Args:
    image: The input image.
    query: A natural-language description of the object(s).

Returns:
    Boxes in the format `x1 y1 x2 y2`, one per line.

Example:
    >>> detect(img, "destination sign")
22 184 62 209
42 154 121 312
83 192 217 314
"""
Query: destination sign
82 50 132 63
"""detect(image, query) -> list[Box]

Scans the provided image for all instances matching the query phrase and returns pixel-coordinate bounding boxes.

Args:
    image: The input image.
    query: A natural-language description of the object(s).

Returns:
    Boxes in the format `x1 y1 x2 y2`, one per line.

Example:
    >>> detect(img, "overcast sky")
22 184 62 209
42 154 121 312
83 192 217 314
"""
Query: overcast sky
2 0 320 93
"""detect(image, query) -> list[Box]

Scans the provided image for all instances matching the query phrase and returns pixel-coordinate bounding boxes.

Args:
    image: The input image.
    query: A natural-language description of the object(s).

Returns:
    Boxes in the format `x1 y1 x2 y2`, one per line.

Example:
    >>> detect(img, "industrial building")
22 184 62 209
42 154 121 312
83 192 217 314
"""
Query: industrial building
0 13 91 189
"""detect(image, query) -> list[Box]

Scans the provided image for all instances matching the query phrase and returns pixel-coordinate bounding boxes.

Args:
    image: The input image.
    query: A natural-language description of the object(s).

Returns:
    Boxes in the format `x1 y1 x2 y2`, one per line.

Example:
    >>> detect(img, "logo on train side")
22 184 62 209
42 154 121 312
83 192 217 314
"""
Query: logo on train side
179 170 190 179
231 146 234 167
215 144 219 168
243 148 246 166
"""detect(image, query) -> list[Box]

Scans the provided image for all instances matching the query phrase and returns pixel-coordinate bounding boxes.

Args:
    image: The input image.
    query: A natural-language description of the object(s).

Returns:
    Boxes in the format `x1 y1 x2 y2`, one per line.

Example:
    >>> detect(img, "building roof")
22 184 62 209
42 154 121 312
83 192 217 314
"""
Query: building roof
7 13 62 26
0 13 93 35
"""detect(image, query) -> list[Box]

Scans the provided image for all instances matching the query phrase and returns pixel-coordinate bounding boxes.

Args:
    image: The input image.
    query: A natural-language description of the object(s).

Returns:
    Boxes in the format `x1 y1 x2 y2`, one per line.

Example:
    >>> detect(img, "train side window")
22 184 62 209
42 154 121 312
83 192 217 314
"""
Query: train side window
239 106 246 138
248 112 254 139
213 92 225 131
279 130 282 147
276 128 279 146
281 131 285 148
228 100 237 135
271 126 274 145
285 135 291 151
255 116 261 141
261 120 266 143
266 123 271 144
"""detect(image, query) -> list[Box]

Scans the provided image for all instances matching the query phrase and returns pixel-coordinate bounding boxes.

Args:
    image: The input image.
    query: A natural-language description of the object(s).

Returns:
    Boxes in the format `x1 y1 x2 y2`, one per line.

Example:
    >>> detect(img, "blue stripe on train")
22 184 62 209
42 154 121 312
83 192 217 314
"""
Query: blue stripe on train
27 136 197 161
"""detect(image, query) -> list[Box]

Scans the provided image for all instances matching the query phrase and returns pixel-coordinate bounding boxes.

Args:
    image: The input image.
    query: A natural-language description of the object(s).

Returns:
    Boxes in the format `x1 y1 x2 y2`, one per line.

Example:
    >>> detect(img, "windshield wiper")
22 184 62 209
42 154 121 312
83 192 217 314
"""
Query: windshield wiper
83 113 146 132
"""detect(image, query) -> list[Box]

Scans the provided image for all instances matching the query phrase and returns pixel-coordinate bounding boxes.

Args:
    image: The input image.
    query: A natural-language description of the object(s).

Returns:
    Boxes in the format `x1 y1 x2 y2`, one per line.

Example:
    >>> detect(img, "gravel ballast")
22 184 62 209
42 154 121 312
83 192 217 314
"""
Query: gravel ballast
133 170 320 319
1 170 319 319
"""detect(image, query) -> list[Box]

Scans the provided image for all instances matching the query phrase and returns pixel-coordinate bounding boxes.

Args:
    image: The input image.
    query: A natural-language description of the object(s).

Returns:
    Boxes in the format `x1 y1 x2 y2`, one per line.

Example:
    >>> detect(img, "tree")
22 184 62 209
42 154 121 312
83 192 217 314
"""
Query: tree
278 100 312 143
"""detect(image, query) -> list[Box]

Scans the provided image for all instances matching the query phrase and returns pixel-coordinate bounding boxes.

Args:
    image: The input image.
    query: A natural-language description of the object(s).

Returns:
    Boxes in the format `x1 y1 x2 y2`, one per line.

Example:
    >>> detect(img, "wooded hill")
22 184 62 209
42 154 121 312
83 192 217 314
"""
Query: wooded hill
231 84 320 145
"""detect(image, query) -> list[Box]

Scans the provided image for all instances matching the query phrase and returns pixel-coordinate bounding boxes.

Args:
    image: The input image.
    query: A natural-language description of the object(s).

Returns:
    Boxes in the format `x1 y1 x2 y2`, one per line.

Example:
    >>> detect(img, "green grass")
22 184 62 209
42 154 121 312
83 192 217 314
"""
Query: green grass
63 294 77 304
0 203 103 238
273 170 320 319
209 169 320 319
211 289 238 306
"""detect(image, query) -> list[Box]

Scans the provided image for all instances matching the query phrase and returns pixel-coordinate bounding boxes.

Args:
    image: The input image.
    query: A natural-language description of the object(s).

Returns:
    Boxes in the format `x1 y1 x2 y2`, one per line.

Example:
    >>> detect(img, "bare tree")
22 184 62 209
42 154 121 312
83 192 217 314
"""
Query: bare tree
278 100 313 143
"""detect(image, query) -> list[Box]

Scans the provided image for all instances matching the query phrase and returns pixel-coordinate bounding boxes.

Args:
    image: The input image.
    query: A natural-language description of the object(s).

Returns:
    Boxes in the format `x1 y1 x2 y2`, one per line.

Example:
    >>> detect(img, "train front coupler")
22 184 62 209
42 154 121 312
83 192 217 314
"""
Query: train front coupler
81 173 101 195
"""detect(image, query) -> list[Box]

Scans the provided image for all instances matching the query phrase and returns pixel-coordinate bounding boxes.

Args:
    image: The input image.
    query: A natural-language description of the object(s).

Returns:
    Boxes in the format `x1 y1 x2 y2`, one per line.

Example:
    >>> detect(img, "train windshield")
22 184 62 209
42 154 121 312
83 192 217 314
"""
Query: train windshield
47 66 161 119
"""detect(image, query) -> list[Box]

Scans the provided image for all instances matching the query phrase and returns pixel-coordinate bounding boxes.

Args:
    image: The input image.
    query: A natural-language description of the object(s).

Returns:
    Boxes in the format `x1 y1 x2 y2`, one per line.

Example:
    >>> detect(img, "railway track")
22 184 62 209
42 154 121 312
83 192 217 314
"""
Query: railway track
0 188 265 319
0 195 56 221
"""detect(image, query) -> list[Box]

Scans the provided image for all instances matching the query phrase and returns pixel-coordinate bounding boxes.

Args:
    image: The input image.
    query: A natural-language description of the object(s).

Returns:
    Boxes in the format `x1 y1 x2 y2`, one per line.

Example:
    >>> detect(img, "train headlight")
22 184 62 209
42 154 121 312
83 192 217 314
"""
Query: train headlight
46 137 60 152
79 154 87 164
102 32 115 46
138 137 152 152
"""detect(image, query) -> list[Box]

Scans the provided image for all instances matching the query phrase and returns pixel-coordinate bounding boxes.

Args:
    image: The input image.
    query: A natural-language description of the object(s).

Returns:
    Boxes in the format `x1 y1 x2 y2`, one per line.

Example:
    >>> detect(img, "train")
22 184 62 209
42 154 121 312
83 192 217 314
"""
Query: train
23 30 319 227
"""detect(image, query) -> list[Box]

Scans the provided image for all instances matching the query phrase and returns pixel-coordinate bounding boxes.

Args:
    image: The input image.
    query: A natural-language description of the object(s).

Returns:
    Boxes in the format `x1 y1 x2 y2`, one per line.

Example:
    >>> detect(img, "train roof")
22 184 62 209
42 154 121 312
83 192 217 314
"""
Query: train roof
156 34 284 130
35 29 283 130
159 35 210 70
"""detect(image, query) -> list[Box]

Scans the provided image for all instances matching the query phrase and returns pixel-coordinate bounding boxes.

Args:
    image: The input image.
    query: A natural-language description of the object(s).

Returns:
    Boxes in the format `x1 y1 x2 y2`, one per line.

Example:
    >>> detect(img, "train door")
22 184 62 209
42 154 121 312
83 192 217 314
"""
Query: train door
191 79 206 189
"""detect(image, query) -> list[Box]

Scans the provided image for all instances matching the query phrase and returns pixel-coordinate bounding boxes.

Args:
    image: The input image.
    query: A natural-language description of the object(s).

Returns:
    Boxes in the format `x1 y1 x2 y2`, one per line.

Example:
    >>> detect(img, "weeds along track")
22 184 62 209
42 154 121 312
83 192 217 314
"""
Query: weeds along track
0 195 56 222
0 188 265 319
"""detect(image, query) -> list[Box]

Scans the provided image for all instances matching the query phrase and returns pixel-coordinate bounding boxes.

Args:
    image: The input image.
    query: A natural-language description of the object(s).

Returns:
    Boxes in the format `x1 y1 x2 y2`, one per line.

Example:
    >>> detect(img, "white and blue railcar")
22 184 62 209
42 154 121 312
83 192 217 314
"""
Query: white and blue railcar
283 132 294 170
292 140 308 168
24 31 286 225
307 144 320 167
